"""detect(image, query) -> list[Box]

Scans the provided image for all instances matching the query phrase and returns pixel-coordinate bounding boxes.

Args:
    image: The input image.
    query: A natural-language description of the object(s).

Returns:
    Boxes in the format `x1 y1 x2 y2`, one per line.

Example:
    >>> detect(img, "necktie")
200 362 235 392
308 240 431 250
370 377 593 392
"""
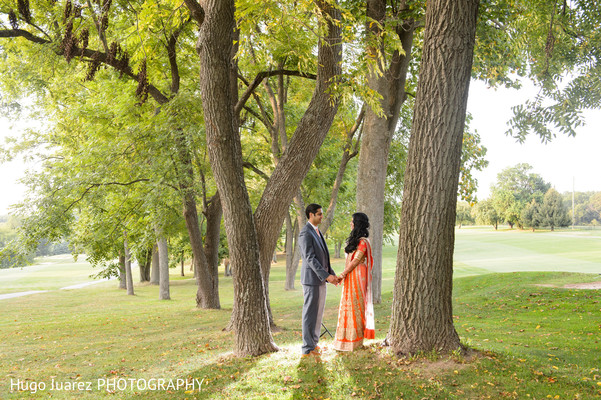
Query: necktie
315 227 325 248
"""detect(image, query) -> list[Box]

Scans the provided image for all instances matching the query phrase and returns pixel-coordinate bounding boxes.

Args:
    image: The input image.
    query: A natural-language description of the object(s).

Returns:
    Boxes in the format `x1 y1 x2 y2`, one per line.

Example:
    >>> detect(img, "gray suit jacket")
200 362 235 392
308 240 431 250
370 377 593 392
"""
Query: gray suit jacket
299 222 334 285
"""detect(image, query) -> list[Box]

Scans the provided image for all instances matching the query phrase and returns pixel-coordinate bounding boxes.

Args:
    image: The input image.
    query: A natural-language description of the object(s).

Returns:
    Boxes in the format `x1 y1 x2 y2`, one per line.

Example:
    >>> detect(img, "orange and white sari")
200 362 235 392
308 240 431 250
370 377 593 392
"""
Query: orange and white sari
333 238 375 351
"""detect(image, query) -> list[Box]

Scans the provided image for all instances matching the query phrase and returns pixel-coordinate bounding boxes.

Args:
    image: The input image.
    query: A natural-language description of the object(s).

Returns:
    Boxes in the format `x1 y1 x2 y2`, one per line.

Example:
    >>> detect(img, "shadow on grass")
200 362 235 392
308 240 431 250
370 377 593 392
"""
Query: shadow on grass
129 354 259 399
292 355 330 400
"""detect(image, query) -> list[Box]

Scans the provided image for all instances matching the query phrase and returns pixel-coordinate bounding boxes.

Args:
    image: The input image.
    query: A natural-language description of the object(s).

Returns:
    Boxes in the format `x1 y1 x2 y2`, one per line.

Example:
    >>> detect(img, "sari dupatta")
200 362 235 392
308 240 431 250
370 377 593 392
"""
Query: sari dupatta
363 238 375 340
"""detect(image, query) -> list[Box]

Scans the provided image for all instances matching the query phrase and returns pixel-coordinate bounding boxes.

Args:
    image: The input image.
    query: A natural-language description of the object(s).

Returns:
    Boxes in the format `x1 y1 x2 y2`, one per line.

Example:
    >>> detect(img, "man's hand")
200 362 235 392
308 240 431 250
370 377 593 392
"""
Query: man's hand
326 274 338 285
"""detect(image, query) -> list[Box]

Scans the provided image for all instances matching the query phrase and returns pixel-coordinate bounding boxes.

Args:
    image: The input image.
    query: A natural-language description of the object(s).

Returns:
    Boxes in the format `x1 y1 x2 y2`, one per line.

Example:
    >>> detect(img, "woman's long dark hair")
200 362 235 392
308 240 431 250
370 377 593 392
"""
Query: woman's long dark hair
344 212 370 254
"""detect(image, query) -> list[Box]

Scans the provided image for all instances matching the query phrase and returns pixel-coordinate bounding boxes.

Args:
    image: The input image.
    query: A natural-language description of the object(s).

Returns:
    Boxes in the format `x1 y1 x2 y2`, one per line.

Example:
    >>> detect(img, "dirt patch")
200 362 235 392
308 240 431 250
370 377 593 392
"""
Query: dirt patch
534 284 556 288
563 281 601 289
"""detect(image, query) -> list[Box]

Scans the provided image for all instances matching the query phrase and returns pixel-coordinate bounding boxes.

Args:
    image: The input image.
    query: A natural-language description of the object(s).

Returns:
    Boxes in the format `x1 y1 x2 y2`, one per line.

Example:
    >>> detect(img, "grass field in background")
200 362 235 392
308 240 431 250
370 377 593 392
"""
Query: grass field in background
453 226 601 276
0 254 102 293
1 227 600 399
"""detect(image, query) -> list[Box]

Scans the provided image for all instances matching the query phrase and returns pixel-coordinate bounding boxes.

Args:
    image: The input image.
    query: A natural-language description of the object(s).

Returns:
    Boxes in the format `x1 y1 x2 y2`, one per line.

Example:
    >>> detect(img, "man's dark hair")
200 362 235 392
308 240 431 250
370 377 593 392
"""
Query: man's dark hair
305 203 322 219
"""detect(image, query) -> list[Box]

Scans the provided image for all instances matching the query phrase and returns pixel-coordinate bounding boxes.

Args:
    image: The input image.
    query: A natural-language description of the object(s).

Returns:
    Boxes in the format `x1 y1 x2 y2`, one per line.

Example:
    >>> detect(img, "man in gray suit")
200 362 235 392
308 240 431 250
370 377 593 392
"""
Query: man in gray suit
299 203 339 356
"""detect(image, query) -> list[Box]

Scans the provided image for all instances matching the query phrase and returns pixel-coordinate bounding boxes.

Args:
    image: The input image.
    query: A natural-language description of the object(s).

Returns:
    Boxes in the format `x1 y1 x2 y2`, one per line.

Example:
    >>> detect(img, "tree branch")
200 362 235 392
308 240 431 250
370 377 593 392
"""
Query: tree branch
242 161 270 181
235 70 317 117
0 28 50 44
64 179 151 213
0 28 170 105
182 0 205 26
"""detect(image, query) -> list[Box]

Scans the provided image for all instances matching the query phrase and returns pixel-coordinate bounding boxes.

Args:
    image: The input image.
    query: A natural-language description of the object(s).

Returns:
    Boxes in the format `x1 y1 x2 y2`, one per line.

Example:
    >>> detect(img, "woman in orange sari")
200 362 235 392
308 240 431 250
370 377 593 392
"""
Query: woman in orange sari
333 212 375 351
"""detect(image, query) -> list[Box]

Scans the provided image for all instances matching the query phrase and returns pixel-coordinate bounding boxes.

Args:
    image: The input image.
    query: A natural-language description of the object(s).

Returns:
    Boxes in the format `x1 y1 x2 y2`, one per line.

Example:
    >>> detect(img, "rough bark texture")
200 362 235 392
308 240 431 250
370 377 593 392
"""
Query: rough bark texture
195 0 277 356
150 244 159 285
356 0 415 304
198 192 222 308
253 0 342 321
386 0 479 355
157 236 170 300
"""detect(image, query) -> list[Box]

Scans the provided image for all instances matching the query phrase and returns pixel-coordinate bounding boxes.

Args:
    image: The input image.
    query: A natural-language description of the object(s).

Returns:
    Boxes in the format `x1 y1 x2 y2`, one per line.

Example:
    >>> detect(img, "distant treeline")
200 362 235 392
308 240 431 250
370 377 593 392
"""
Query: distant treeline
0 215 70 268
457 190 601 230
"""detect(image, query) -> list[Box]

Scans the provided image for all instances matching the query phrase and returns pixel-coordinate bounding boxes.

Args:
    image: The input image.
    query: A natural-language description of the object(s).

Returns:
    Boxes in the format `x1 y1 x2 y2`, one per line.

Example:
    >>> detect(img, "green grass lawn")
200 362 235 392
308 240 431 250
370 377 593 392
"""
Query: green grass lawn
1 228 600 399
0 254 102 293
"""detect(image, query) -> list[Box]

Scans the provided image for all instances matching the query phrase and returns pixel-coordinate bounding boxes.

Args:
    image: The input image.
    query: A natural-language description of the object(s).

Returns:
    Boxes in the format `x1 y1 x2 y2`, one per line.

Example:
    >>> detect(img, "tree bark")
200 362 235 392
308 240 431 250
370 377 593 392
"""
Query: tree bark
334 241 342 259
194 0 277 356
386 0 479 355
118 253 127 289
285 193 306 290
124 237 134 296
139 246 152 282
284 213 295 290
182 191 219 308
150 244 159 285
356 0 415 304
198 192 222 308
156 235 170 300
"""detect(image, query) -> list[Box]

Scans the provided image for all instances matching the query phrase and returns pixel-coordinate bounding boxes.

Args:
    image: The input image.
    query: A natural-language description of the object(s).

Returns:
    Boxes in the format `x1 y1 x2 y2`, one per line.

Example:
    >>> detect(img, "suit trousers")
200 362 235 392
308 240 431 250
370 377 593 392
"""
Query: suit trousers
301 282 327 354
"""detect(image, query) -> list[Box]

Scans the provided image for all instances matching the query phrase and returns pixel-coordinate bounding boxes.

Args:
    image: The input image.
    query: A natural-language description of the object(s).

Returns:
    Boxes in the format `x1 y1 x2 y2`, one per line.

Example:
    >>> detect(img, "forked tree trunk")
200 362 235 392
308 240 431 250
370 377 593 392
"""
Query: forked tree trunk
252 0 342 326
386 0 479 355
356 0 415 304
194 0 277 356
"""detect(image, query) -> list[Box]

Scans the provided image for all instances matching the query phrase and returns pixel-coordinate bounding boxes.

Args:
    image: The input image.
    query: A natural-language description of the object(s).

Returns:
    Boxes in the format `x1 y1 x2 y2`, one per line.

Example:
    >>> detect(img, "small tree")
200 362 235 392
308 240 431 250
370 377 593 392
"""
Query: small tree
540 188 570 231
456 201 474 228
521 199 541 232
472 199 499 230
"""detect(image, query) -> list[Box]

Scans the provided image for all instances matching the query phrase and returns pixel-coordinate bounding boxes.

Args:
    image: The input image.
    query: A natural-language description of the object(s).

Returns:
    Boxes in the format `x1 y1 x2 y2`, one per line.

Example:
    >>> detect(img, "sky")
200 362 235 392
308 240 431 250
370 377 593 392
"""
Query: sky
467 79 601 200
1 79 600 214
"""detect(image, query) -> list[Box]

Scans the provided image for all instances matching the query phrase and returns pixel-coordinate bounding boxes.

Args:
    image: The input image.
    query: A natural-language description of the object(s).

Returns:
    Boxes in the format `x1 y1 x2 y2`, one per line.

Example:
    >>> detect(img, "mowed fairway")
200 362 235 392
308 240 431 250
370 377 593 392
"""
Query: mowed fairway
454 226 601 277
1 228 600 399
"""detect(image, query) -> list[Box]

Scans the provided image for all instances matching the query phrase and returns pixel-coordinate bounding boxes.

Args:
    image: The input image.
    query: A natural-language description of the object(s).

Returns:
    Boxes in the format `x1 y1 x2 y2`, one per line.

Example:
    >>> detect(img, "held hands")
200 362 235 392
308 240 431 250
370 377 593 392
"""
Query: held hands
326 274 339 285
326 274 344 286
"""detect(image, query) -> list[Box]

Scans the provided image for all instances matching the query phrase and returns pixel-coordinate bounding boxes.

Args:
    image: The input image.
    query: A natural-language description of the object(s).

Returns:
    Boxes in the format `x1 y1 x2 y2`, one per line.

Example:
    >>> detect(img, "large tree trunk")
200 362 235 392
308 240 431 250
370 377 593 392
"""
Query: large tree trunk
156 235 170 300
195 0 277 357
150 244 159 285
356 0 415 304
386 0 479 355
253 0 343 325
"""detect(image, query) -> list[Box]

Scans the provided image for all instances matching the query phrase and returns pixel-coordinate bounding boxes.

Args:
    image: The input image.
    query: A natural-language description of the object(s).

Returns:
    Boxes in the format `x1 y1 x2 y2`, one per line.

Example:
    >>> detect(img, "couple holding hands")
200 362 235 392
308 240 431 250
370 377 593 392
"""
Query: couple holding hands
300 203 375 356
